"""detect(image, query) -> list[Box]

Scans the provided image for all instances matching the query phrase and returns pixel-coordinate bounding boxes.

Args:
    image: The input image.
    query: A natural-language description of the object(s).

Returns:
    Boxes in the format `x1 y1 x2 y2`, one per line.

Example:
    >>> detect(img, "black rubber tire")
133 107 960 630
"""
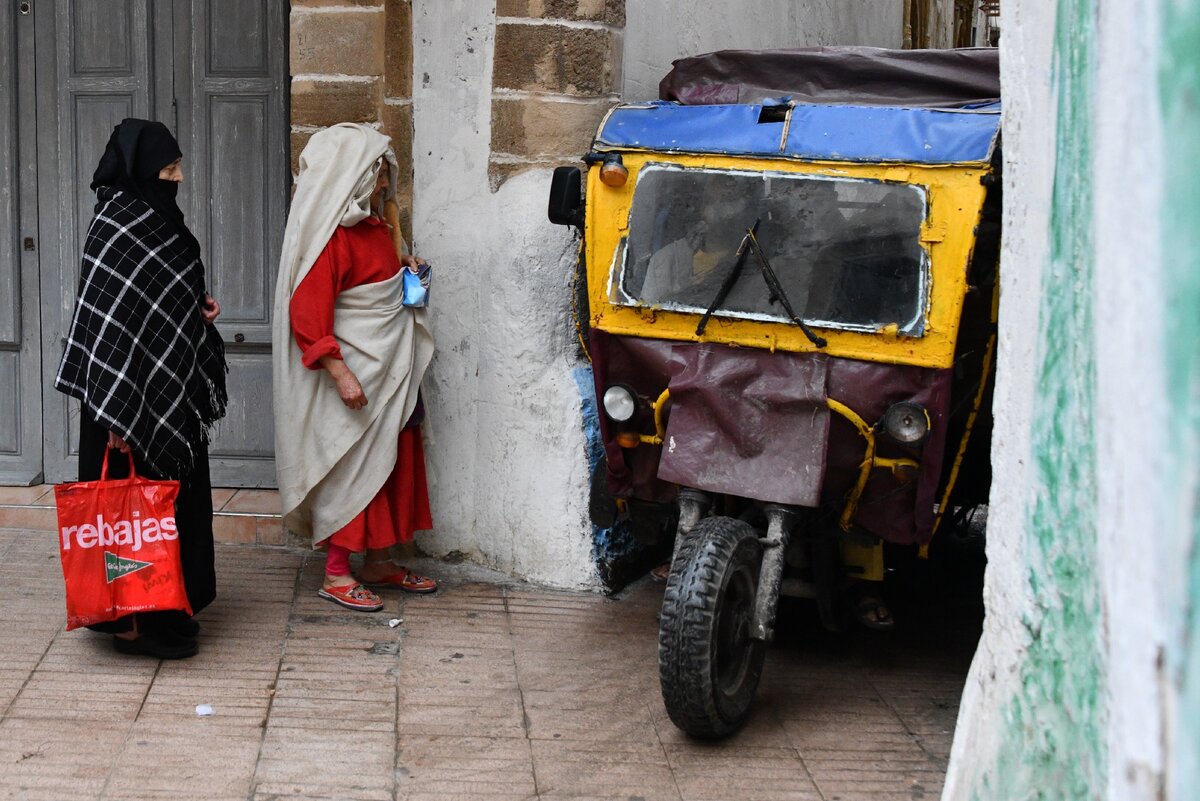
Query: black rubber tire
658 516 766 739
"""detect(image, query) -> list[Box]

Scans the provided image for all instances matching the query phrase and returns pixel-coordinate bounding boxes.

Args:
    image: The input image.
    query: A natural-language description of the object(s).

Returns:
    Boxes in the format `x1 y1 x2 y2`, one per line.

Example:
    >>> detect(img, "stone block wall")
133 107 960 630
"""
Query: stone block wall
490 1 625 189
289 1 622 224
289 0 415 236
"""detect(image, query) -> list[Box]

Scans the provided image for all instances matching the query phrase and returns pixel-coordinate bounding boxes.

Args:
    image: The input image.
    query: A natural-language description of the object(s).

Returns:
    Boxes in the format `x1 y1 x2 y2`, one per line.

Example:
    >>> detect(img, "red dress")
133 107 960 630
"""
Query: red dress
289 216 433 550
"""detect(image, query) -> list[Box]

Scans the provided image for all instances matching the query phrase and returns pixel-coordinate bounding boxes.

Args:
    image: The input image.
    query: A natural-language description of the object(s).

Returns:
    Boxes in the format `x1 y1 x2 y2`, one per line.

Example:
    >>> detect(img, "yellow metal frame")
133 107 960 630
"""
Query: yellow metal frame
919 278 1001 558
825 399 920 532
825 397 921 583
638 389 671 446
584 152 991 369
841 539 886 583
624 391 921 541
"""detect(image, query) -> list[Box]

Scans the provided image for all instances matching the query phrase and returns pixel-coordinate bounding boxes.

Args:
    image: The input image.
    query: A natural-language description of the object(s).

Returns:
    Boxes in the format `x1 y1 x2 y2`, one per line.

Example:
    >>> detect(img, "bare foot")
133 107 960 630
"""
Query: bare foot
323 574 359 591
360 560 401 584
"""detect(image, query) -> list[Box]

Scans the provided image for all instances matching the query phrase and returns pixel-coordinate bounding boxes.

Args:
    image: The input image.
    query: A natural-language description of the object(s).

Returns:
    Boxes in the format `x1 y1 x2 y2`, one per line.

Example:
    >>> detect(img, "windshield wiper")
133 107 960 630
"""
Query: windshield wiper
746 229 827 348
695 219 759 336
694 220 827 349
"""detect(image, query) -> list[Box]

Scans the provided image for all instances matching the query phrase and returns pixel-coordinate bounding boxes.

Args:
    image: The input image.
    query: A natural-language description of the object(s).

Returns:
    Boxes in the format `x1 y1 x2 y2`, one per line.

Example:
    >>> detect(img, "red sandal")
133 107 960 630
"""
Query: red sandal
318 582 384 611
363 566 438 594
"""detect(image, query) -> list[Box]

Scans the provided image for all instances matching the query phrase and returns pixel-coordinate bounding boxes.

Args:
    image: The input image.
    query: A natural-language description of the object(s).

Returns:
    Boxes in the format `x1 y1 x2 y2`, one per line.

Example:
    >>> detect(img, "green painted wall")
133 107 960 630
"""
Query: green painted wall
974 1 1108 797
1161 0 1200 794
948 1 1200 796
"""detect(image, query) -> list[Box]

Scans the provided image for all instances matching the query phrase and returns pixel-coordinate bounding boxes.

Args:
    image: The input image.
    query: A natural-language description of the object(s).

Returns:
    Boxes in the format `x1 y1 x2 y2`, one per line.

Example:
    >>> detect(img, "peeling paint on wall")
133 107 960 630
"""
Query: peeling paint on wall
976 2 1108 798
948 0 1200 797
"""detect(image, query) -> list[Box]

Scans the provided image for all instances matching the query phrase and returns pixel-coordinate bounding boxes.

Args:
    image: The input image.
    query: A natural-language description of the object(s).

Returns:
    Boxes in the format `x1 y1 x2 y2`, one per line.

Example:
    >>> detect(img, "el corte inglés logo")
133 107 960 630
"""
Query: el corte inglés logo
104 551 153 583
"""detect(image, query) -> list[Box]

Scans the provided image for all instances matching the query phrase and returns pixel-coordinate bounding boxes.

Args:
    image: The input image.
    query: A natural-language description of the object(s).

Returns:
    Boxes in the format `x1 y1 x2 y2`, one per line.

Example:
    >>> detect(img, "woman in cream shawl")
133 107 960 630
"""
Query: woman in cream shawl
273 123 436 611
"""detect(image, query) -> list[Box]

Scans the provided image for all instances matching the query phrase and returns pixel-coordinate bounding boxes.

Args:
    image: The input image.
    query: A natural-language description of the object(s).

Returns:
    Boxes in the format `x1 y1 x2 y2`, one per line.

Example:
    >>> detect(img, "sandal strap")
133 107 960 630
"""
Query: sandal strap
329 582 377 600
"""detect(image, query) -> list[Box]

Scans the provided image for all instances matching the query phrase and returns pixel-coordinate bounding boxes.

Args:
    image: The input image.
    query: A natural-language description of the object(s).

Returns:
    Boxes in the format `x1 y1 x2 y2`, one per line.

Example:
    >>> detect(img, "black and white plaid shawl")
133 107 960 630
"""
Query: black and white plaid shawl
55 189 228 478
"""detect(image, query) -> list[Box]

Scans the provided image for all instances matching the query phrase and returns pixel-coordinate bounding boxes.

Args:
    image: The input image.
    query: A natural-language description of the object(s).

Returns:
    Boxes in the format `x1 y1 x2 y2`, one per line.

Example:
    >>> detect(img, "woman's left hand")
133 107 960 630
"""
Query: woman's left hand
399 254 426 274
200 294 221 324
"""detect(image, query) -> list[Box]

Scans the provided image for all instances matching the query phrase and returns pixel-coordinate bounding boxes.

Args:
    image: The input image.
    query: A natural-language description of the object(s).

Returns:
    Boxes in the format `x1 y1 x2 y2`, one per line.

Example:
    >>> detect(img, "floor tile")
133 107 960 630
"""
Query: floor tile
0 534 978 800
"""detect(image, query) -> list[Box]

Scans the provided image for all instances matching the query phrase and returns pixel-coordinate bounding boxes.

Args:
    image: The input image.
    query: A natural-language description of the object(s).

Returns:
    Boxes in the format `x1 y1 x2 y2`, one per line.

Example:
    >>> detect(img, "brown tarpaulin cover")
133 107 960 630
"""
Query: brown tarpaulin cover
659 46 1000 108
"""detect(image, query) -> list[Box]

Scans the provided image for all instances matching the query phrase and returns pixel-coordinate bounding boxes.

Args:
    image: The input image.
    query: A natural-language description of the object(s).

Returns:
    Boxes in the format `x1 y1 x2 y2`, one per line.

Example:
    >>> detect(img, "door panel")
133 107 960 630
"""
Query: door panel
212 349 277 460
0 13 20 346
0 353 20 456
70 94 136 260
207 97 270 321
0 1 43 484
207 0 271 75
70 0 138 74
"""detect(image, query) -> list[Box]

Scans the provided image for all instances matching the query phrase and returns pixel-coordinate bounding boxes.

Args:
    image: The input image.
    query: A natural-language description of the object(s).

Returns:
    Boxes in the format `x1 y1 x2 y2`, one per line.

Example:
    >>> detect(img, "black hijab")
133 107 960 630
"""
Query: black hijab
91 118 201 259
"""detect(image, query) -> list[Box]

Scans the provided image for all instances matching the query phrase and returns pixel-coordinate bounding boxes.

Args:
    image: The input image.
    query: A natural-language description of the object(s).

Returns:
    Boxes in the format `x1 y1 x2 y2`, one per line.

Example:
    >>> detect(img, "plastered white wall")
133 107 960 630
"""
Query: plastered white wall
623 0 905 101
410 0 599 589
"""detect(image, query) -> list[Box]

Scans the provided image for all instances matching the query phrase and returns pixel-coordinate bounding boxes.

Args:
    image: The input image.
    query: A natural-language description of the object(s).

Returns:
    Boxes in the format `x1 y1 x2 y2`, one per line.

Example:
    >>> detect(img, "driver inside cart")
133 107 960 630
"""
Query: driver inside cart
640 194 741 305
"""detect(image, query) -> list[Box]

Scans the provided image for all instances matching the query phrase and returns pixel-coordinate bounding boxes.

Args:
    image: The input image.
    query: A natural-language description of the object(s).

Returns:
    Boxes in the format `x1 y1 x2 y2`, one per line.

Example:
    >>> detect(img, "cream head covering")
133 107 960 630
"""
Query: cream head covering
277 122 398 297
271 123 434 545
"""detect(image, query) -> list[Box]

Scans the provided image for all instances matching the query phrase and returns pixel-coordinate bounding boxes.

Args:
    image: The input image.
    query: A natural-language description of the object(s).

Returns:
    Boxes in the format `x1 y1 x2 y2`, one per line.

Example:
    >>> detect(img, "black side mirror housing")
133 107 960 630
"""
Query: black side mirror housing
548 166 584 228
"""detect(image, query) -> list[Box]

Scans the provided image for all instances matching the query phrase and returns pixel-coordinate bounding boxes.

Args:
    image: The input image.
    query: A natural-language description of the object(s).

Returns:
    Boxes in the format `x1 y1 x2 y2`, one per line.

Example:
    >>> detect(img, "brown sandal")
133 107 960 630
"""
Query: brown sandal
363 567 438 594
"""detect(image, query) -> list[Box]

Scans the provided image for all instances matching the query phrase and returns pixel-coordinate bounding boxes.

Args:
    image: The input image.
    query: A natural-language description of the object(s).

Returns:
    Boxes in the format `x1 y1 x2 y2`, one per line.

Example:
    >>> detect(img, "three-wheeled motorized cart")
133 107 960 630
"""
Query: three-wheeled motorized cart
549 47 1002 738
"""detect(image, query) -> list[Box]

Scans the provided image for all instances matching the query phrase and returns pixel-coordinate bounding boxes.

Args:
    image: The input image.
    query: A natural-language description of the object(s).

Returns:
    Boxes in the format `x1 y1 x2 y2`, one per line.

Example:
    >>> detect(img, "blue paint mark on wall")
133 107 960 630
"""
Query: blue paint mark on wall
572 366 606 474
573 365 651 589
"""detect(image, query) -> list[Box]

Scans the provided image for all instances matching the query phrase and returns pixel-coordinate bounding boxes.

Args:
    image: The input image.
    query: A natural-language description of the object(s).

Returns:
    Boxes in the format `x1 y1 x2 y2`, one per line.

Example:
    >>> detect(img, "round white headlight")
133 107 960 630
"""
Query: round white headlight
602 385 637 422
880 402 930 444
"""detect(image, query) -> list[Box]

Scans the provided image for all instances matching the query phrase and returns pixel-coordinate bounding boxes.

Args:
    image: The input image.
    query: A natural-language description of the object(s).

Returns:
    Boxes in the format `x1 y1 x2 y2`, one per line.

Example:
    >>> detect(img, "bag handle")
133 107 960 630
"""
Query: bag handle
100 447 138 481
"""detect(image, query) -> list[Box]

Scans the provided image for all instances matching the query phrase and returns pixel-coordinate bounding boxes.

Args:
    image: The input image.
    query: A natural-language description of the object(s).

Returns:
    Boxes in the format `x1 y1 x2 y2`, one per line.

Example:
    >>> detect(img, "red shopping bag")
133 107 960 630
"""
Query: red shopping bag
53 450 192 630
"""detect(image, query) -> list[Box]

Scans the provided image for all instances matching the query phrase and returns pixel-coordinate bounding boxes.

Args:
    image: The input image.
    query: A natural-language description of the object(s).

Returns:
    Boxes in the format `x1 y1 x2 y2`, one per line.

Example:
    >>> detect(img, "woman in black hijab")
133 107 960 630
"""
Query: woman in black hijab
55 118 227 659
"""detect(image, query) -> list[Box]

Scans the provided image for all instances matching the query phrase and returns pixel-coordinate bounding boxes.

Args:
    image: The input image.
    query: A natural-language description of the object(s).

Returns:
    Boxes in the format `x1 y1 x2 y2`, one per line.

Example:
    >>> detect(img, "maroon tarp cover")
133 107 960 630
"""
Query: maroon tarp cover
660 46 1000 108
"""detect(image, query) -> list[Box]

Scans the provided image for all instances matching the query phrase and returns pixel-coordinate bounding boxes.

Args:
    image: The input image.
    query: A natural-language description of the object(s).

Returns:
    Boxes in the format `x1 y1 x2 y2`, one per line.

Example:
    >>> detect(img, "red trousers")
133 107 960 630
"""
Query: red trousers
322 426 432 554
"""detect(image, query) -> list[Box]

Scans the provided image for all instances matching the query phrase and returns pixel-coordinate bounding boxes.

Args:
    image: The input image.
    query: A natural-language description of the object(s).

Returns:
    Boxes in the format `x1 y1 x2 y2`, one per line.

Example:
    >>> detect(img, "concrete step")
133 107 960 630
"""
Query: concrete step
0 484 296 547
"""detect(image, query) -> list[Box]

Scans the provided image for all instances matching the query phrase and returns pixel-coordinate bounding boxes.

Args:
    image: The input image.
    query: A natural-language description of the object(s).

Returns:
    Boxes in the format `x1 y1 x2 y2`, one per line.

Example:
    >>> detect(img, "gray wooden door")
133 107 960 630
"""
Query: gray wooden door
0 2 42 485
32 0 288 487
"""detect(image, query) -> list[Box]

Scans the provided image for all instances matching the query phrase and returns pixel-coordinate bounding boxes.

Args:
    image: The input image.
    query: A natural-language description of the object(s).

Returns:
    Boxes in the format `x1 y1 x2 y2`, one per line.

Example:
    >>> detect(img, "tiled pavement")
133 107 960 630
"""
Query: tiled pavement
0 519 981 801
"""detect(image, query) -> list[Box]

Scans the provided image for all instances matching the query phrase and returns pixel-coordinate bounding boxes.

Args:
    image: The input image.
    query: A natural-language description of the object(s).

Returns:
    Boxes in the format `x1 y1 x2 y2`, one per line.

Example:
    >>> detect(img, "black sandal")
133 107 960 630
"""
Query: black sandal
113 630 198 659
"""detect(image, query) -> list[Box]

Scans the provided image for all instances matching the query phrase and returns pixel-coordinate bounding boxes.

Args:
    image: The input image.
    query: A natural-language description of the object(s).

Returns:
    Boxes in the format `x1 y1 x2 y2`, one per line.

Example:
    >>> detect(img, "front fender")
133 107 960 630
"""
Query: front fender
656 344 830 507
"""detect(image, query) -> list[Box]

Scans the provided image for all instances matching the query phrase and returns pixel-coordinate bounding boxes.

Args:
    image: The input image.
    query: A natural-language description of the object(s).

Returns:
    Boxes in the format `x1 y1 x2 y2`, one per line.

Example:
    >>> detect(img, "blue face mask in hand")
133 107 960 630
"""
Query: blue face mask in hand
402 262 432 308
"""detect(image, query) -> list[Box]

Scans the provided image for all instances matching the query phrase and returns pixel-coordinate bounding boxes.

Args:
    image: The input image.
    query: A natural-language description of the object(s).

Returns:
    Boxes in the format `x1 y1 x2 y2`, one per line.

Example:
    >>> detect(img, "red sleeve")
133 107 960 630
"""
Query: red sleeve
290 234 345 369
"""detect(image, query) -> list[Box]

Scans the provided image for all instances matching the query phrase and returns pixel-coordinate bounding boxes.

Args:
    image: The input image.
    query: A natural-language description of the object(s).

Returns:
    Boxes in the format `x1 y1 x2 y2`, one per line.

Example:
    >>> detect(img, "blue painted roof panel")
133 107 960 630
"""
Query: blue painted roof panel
594 102 1001 165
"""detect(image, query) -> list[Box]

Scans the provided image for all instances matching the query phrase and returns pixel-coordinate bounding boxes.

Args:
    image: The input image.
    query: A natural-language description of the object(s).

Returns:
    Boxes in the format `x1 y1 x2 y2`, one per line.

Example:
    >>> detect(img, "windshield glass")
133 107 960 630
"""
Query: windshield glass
614 165 930 336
